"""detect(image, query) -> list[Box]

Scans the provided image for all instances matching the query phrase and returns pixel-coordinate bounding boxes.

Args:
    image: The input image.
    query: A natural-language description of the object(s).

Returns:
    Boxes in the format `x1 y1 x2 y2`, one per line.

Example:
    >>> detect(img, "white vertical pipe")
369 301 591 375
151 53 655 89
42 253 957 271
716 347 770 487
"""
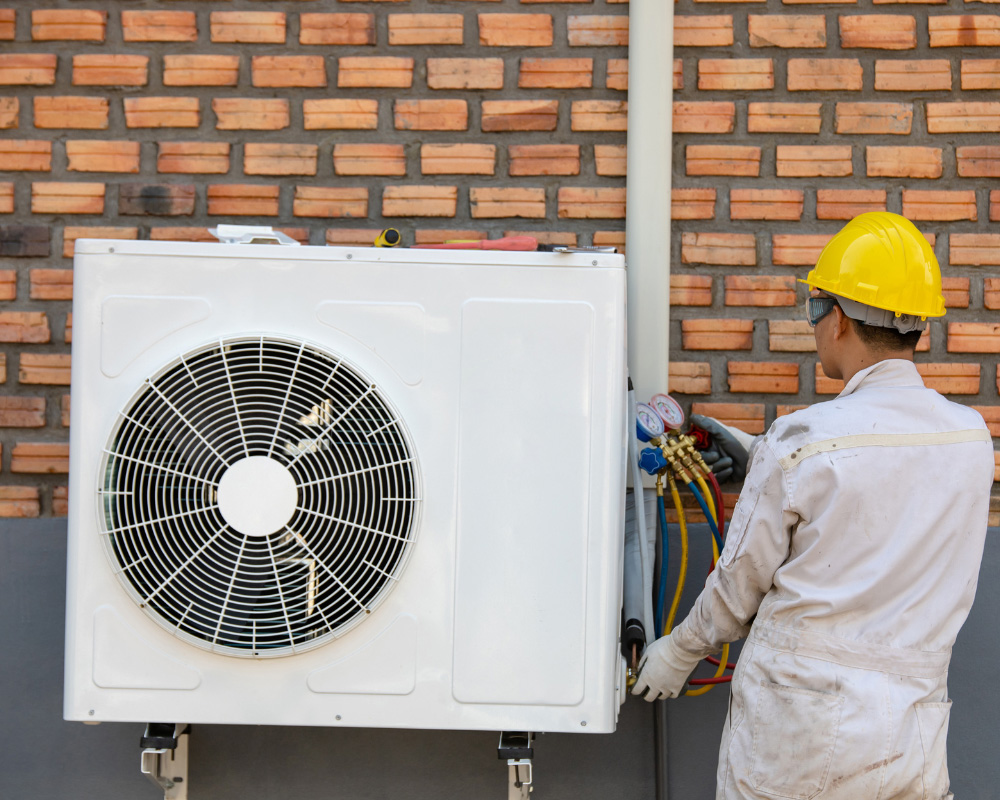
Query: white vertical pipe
626 0 673 404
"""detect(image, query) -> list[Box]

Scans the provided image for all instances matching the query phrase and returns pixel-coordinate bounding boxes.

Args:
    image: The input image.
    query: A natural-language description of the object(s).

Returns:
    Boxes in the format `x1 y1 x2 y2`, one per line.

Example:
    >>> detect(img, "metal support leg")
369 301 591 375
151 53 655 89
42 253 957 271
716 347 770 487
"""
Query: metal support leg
498 732 534 799
140 723 190 800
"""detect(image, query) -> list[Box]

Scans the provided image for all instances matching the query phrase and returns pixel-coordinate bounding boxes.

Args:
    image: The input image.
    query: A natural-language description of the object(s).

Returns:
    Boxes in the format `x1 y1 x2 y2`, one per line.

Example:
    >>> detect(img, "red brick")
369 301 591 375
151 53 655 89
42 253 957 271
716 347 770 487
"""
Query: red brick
214 98 289 131
816 189 886 219
929 15 1000 47
0 312 50 343
815 363 845 395
519 58 591 89
125 97 199 128
470 188 546 219
669 362 712 395
557 188 626 219
590 231 621 252
777 405 810 417
158 142 230 174
571 100 627 131
730 189 804 221
567 15 628 46
0 141 51 172
748 15 826 47
675 15 734 47
594 145 625 177
0 97 17 129
992 190 1000 223
396 99 468 131
163 55 239 87
699 59 774 91
383 186 457 218
30 269 73 299
769 320 817 352
210 12 286 44
689 403 765 435
0 352 7 380
0 183 11 214
149 227 216 244
61 396 69 427
326 229 385 248
776 145 852 177
61 226 136 259
835 102 913 134
607 59 630 91
10 442 69 474
866 146 942 178
0 270 15 299
422 143 496 176
961 59 1000 90
874 59 951 91
334 144 406 176
0 54 56 86
673 102 735 134
0 9 13 40
19 353 71 385
72 54 148 87
0 486 40 518
339 56 413 88
916 363 980 394
947 323 1000 353
32 9 107 41
681 232 756 266
293 187 368 218
685 144 760 178
65 141 139 174
508 145 579 177
300 14 375 46
681 319 754 351
304 99 376 131
672 188 716 220
788 58 863 90
121 10 196 43
31 182 104 215
429 58 504 90
389 14 463 45
254 56 326 88
984 278 1000 310
118 184 195 217
482 100 557 132
926 102 1000 133
950 234 1000 266
747 102 822 134
53 485 68 516
902 190 977 221
207 184 280 217
972 406 1000 438
840 14 917 48
942 277 970 309
728 361 799 393
244 144 318 177
670 275 713 307
479 14 553 47
725 276 797 307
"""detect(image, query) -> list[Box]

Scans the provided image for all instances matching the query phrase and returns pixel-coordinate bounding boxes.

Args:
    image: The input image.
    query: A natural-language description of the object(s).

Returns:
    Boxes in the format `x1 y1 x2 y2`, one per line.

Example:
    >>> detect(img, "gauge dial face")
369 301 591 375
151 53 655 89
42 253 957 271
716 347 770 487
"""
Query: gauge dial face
651 393 685 430
636 403 665 439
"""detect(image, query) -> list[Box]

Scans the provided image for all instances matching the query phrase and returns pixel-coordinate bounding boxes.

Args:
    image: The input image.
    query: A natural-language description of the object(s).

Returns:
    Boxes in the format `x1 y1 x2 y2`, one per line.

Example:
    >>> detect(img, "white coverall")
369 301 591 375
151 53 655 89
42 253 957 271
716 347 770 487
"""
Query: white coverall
671 359 994 799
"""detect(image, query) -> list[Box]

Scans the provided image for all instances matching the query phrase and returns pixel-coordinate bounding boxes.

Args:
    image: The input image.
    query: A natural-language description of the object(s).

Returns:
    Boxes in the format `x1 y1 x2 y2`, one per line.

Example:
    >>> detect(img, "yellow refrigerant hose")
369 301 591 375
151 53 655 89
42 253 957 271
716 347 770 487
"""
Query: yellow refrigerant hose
664 474 688 637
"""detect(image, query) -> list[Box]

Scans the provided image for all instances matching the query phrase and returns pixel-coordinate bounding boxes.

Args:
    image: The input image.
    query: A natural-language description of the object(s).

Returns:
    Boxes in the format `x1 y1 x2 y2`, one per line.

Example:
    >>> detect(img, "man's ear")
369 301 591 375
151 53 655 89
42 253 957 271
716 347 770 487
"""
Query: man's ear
831 304 850 341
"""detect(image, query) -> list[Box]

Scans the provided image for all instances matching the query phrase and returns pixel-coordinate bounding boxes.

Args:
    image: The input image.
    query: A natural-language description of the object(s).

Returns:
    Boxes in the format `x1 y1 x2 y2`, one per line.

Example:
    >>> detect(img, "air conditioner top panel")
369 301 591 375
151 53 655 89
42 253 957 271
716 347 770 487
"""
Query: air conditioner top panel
73 239 625 271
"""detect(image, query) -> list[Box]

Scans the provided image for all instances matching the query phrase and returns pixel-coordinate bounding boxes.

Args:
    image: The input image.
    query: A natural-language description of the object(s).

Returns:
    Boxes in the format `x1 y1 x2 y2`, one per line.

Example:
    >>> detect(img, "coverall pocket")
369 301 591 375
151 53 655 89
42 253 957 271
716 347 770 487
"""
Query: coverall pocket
915 701 952 800
748 681 845 800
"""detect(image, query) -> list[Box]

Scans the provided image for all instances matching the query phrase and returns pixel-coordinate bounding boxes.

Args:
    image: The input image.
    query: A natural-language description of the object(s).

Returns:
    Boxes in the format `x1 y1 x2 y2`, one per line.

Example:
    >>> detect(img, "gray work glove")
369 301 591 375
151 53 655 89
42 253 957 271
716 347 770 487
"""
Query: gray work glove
631 633 704 702
689 414 757 483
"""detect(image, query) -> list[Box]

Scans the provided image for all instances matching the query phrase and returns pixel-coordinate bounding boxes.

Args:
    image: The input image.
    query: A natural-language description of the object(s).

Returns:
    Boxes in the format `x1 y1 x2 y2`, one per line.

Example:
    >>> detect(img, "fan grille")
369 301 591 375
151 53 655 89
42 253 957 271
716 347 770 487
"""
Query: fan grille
99 336 420 658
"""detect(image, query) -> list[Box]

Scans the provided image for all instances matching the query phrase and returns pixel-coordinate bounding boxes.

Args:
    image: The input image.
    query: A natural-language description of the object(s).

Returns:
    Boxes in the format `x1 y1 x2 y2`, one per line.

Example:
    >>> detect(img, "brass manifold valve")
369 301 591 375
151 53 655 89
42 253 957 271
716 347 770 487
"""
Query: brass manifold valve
637 432 712 484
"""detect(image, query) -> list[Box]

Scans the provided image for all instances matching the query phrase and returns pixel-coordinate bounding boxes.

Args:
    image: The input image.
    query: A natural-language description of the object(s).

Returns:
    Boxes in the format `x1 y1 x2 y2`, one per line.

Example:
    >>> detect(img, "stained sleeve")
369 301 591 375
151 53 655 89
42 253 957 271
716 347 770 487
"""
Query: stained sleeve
670 439 797 659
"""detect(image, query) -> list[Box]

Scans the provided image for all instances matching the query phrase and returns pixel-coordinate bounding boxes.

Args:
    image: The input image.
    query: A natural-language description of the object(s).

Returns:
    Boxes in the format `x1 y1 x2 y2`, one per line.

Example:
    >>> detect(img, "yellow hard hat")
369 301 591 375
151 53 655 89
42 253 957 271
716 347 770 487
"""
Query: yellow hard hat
802 212 945 320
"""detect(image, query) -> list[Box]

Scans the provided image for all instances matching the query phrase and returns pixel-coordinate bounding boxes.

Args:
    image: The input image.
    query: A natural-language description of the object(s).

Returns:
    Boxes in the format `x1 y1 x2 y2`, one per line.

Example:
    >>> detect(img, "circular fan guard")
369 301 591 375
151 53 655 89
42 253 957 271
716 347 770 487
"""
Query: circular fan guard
99 336 420 658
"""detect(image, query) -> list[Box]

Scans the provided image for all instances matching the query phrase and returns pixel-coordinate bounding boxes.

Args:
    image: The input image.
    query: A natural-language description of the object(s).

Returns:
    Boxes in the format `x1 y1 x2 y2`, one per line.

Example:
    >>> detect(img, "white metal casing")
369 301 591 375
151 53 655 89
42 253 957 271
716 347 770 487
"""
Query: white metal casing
65 239 628 734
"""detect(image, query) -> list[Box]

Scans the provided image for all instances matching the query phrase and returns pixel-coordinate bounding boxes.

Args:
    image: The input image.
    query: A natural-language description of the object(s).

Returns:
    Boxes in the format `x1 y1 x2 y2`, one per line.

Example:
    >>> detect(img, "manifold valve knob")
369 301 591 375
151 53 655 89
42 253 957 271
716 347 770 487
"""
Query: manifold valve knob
638 447 669 476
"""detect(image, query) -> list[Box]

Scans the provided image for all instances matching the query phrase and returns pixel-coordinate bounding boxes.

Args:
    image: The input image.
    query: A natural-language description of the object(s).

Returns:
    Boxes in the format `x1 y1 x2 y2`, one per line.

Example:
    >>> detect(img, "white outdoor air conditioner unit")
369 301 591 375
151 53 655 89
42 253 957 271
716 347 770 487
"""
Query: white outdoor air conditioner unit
65 237 628 735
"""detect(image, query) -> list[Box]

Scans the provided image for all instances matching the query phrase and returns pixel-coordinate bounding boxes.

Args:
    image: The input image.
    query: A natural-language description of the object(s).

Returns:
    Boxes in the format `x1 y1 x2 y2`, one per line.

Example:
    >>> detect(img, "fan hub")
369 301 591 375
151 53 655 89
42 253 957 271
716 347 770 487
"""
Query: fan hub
217 456 298 537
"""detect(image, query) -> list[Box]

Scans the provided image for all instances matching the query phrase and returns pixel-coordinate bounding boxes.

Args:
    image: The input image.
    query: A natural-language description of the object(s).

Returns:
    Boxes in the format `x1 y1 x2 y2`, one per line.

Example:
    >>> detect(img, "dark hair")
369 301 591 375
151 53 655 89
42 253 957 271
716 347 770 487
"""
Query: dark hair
849 317 922 352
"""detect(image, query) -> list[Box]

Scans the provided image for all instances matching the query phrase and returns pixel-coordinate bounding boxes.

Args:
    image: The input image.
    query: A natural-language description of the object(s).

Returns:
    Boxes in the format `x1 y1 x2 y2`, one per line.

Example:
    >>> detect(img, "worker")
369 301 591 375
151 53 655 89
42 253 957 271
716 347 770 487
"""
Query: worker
633 212 994 799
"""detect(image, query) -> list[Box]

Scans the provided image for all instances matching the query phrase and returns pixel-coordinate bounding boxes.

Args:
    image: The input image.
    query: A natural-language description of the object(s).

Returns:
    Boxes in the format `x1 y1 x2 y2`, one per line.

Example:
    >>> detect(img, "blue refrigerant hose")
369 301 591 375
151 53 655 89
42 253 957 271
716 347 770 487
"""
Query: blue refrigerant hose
655 493 669 634
687 481 724 554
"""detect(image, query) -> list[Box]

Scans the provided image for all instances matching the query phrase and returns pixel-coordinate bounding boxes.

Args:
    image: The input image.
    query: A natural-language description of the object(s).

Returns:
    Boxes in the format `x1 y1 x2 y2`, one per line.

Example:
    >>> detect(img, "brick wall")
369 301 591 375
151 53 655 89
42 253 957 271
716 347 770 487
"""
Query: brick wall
0 0 997 520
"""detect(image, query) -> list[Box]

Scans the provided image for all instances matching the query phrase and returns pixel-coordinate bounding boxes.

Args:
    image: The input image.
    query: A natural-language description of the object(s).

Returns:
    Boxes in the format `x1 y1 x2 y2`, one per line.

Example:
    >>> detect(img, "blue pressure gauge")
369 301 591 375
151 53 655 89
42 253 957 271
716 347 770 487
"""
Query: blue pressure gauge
636 403 665 442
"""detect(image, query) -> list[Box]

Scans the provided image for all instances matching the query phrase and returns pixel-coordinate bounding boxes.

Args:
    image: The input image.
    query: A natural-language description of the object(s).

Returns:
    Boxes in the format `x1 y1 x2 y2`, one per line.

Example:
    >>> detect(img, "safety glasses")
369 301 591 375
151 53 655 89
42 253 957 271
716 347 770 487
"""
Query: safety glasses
806 295 838 327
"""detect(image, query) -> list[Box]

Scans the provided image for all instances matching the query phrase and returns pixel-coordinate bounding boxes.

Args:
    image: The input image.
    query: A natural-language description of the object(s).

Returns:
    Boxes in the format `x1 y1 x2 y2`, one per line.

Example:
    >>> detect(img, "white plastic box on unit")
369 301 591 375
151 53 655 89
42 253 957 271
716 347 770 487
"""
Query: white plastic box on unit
64 238 628 734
